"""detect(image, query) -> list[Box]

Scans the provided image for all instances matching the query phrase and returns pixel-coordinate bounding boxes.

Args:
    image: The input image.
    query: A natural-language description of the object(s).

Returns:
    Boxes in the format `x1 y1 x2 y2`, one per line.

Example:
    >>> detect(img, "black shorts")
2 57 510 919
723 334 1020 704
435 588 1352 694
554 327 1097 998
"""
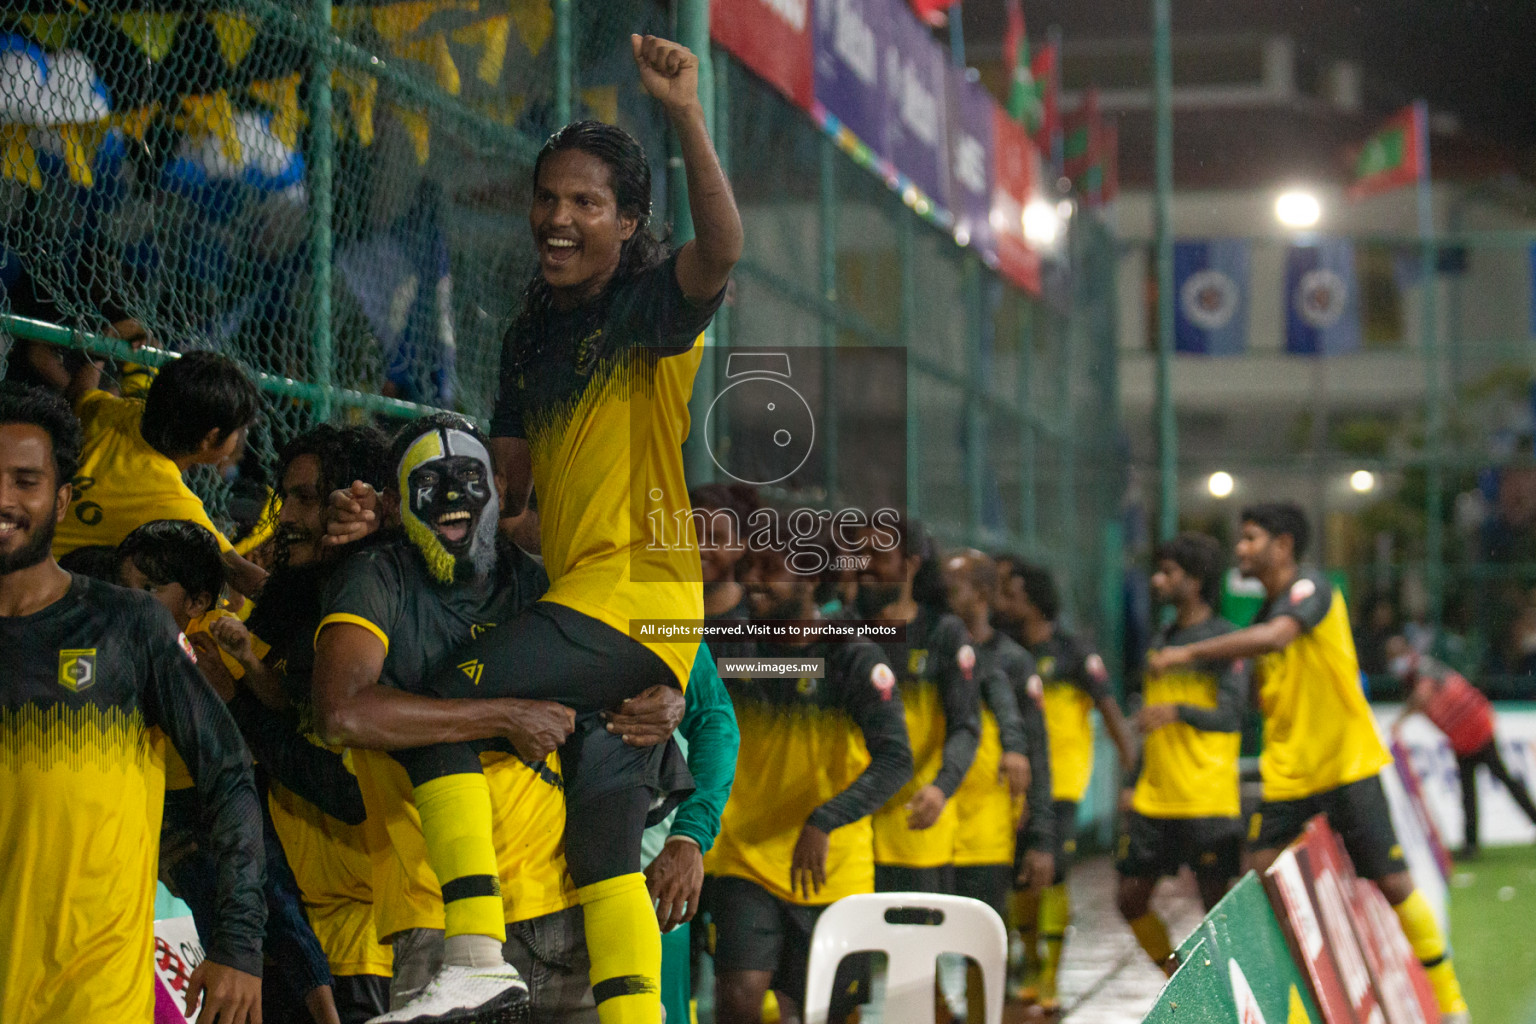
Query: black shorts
705 876 870 1017
332 974 391 1024
1022 800 1079 886
874 864 954 895
1251 775 1407 881
416 601 694 815
952 864 1012 921
1115 812 1242 882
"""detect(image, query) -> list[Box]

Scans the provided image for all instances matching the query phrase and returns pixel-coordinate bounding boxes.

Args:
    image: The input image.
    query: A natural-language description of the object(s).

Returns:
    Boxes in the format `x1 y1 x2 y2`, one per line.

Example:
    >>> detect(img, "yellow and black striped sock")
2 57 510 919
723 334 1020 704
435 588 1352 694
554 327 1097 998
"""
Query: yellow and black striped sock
1127 912 1173 966
413 773 506 949
1038 883 1070 1004
580 873 662 1024
1392 889 1467 1015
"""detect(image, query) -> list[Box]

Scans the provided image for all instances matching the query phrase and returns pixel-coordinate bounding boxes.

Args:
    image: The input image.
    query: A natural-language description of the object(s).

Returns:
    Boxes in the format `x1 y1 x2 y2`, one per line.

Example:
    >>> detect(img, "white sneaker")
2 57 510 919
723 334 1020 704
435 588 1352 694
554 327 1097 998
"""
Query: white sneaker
368 962 530 1023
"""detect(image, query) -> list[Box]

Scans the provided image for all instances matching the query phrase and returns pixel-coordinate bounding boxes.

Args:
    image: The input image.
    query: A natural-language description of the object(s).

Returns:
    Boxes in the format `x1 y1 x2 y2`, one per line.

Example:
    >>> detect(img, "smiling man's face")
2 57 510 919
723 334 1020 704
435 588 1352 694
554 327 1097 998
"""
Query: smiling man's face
0 423 67 577
529 148 637 307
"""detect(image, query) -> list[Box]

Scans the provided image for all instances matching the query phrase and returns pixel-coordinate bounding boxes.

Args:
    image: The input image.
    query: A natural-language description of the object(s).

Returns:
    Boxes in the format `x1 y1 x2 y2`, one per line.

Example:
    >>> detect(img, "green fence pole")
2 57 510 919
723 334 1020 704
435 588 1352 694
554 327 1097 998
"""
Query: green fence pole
309 0 335 424
964 257 985 543
554 0 573 126
1416 102 1444 638
1152 0 1177 541
674 0 715 484
900 214 919 522
1019 299 1036 553
818 136 840 504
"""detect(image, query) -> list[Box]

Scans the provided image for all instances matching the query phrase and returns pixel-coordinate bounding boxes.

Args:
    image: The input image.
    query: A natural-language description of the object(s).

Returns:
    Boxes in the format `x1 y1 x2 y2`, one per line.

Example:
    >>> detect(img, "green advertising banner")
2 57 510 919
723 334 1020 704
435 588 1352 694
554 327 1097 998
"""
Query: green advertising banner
1142 873 1322 1024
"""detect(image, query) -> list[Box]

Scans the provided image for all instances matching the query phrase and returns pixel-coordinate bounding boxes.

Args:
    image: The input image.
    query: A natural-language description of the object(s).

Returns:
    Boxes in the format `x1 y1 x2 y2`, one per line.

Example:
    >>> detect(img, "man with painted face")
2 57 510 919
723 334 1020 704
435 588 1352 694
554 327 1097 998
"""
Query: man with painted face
323 32 740 1024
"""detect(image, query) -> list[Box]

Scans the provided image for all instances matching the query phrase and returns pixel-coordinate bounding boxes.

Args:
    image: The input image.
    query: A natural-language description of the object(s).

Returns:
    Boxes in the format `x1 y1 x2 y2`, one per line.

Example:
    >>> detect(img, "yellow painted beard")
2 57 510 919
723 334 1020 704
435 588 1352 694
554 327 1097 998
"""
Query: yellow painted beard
403 511 458 584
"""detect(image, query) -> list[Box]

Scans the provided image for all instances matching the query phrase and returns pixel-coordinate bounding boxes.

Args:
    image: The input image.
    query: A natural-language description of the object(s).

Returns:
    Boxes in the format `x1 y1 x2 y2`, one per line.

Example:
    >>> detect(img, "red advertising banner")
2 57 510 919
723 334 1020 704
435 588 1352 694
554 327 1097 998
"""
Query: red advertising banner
1267 843 1360 1024
711 0 814 111
990 106 1041 295
1297 821 1387 1024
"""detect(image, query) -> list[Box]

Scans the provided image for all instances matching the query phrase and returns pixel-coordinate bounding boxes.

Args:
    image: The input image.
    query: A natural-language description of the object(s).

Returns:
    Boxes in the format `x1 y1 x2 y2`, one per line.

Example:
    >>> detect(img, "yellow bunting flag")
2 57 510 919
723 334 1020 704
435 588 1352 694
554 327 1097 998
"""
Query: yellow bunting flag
509 0 552 56
391 105 431 164
451 15 510 85
334 70 378 147
208 12 259 69
0 125 42 190
250 73 306 148
113 13 181 60
176 92 241 164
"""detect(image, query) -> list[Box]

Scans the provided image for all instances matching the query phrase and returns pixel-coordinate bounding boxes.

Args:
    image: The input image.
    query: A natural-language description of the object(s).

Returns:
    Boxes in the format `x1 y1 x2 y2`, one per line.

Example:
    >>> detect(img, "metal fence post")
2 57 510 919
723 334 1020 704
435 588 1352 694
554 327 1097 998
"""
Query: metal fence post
1019 298 1036 553
818 136 840 504
900 210 919 522
309 0 335 423
964 256 986 543
555 0 573 126
1152 0 1177 541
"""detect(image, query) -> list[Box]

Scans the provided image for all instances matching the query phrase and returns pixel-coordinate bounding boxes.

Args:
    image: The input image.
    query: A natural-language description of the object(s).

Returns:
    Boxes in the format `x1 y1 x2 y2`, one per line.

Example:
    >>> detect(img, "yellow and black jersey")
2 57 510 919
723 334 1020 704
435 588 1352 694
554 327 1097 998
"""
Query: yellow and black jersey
952 632 1031 866
1131 617 1244 819
53 390 235 557
0 574 264 1023
871 607 981 868
707 636 913 905
1252 571 1390 801
489 253 724 689
1031 630 1112 803
319 538 574 936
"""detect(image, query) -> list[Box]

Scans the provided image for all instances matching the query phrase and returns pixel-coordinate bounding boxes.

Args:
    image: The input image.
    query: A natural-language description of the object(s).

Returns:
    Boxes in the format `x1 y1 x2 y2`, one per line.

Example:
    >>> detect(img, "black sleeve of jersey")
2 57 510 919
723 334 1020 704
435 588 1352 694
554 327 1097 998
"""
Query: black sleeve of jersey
1177 659 1247 733
619 252 726 354
1015 663 1055 853
321 548 404 649
1269 571 1333 635
806 644 915 834
139 604 266 977
931 615 981 798
1067 638 1114 703
982 655 1028 756
228 690 367 825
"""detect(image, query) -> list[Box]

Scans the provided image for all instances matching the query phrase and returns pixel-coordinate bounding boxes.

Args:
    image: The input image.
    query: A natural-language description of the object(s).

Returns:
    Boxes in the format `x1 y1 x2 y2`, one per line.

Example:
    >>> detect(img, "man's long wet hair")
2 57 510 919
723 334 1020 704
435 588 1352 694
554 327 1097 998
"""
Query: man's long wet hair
509 121 670 358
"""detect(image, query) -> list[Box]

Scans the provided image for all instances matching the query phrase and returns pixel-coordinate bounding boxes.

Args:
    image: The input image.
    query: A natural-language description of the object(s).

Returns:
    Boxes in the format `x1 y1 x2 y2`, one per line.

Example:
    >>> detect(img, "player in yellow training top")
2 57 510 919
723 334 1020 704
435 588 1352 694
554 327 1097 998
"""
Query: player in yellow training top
706 542 913 1024
993 557 1134 1012
858 521 981 896
0 383 266 1024
1119 533 1245 977
323 34 740 1024
1149 502 1468 1023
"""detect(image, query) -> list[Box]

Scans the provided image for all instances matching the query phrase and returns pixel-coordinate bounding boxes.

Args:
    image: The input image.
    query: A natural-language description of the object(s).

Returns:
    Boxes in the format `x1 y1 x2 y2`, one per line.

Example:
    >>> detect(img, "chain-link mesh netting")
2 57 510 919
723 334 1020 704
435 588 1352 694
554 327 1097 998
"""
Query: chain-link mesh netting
0 0 1126 659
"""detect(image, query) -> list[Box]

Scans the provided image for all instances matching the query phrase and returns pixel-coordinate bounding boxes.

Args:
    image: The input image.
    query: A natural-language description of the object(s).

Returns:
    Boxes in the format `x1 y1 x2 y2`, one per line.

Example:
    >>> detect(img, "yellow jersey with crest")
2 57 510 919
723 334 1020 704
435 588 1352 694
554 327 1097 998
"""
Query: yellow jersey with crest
1133 617 1245 819
1252 571 1391 801
489 254 725 688
1032 632 1112 803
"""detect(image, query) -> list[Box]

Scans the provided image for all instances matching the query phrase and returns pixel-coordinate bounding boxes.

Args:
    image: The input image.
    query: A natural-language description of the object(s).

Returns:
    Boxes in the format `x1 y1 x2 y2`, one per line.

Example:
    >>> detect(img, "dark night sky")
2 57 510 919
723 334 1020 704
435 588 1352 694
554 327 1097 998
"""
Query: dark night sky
959 0 1536 150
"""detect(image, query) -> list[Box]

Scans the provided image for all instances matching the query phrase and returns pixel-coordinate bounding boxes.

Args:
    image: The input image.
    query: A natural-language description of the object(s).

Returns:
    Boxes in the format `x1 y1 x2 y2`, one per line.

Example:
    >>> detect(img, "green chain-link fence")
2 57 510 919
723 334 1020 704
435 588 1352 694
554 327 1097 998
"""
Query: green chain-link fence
0 0 1127 666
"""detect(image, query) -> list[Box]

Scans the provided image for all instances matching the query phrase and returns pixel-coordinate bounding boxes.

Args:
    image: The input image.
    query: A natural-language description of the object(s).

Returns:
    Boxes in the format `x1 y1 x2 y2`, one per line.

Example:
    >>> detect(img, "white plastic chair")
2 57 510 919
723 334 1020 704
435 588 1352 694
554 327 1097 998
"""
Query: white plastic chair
801 893 1008 1024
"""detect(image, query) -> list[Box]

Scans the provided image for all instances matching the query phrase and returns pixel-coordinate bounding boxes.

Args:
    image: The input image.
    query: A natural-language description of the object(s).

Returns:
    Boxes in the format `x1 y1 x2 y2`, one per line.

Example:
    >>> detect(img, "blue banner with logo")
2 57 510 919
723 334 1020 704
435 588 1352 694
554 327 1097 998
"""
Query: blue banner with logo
945 67 995 268
883 8 948 203
1175 239 1249 355
813 0 894 156
1286 239 1361 355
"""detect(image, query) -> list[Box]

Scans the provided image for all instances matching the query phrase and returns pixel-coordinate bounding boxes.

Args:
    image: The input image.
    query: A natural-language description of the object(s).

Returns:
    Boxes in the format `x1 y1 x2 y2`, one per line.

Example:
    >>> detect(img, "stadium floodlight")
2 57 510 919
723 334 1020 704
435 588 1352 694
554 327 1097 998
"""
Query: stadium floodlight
1023 199 1061 246
1208 471 1234 498
1275 190 1322 229
1350 470 1377 493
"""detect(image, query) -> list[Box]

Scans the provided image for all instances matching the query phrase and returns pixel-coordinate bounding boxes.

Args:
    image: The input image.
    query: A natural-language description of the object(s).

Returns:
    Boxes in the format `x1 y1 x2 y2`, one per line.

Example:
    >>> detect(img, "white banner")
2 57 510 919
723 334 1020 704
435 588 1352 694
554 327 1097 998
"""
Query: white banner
154 915 205 1024
1372 705 1536 848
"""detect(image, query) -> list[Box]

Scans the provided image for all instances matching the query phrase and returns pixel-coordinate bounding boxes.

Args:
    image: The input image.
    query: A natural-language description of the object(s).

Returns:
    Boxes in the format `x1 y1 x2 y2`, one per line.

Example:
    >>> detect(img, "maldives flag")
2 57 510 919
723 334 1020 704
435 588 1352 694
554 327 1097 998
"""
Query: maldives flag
1030 41 1058 151
1349 101 1427 200
909 0 960 26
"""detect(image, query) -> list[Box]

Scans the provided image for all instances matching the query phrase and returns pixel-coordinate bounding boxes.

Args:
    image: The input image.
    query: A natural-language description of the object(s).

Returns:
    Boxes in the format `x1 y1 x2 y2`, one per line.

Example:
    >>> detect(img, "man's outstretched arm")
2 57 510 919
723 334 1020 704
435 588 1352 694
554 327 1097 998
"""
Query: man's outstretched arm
632 34 743 302
1149 617 1301 673
313 622 572 758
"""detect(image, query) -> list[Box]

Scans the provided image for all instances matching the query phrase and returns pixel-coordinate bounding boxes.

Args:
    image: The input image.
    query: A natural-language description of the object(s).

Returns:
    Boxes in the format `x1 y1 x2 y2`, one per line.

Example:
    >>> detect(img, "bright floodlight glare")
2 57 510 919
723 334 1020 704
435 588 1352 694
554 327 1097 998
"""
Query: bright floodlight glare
1275 191 1321 229
1023 199 1060 246
1350 470 1376 493
1208 471 1234 499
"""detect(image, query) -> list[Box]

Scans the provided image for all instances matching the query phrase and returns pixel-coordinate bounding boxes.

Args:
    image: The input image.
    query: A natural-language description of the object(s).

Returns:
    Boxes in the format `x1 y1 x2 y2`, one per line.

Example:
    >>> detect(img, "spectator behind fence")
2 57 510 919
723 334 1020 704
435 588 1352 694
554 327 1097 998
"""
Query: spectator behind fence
51 350 268 597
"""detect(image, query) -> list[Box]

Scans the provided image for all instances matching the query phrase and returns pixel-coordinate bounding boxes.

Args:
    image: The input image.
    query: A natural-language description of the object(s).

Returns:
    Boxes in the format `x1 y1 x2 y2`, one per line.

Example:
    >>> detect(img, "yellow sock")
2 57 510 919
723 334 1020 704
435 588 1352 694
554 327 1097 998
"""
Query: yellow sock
761 990 781 1024
1391 890 1467 1015
1011 889 1042 974
1128 912 1173 966
579 873 663 1024
413 773 505 943
1038 883 1070 1003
